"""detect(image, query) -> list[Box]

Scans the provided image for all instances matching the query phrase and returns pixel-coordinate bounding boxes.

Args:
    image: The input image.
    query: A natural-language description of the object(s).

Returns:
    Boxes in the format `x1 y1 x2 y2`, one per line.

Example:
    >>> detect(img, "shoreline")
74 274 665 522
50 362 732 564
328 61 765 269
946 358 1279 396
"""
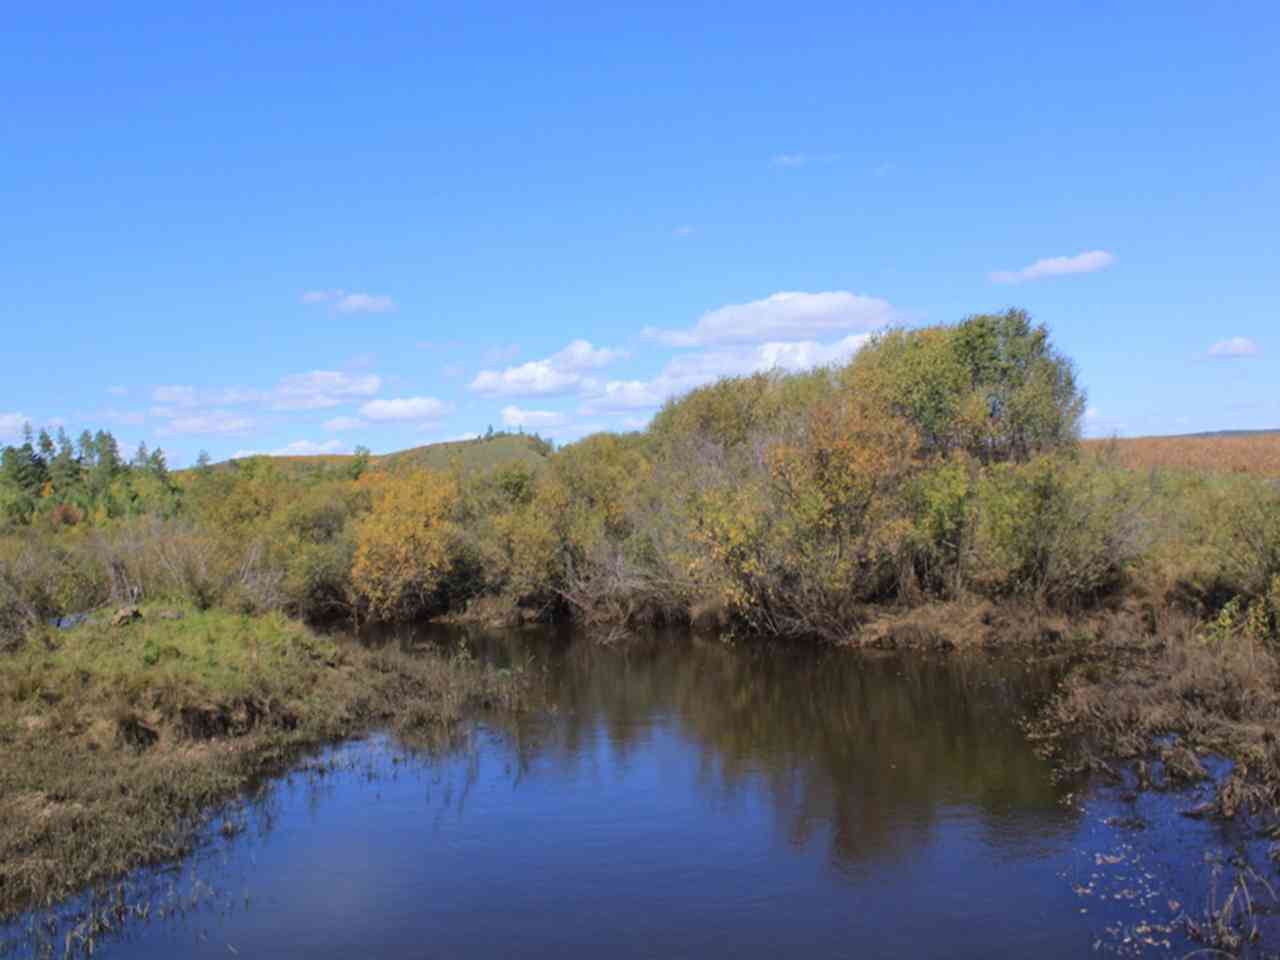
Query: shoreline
0 606 529 924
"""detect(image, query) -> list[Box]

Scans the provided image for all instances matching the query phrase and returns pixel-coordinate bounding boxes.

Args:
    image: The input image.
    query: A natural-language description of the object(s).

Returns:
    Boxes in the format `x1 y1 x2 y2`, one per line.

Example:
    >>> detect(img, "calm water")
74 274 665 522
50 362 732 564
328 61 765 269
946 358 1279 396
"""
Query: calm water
4 627 1266 958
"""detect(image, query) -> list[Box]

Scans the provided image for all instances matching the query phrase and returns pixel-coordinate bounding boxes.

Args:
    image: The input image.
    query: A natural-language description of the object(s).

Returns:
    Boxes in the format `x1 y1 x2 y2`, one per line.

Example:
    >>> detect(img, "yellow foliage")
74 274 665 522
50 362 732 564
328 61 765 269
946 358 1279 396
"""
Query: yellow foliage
351 470 462 620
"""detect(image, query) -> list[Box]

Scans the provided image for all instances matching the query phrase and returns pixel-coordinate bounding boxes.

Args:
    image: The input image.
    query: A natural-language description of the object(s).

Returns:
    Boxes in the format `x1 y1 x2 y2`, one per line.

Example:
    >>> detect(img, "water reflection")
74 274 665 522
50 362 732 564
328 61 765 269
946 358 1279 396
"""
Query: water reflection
460 629 1078 871
8 627 1246 959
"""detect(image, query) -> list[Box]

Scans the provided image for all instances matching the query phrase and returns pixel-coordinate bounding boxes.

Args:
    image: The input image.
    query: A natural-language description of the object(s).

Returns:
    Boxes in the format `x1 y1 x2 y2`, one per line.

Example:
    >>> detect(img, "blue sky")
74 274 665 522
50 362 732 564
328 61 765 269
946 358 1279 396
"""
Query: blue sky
3 3 1276 464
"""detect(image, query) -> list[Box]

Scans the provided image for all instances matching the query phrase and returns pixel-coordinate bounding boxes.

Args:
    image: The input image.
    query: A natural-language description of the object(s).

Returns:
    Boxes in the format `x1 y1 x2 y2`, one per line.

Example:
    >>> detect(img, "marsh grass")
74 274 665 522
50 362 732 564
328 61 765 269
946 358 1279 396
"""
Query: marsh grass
1031 608 1280 822
0 607 530 922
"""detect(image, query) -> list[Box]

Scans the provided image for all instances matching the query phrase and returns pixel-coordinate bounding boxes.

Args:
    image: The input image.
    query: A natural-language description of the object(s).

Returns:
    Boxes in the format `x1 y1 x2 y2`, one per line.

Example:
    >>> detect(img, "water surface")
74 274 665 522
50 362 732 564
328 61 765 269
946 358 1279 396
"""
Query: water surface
5 627 1263 957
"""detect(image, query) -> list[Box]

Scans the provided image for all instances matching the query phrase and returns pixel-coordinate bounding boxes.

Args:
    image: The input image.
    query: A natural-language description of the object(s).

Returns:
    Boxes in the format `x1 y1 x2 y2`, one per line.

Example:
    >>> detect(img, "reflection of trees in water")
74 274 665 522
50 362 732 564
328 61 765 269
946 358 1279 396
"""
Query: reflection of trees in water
415 624 1082 870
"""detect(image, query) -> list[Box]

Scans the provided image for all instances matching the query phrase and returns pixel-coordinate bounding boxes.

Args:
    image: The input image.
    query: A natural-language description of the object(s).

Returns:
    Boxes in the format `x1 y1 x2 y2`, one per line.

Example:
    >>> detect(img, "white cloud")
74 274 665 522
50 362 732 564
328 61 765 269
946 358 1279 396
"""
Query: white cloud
990 250 1116 284
0 412 29 439
771 153 808 168
643 291 894 348
153 385 259 407
322 416 367 432
551 339 625 371
272 371 381 410
581 380 667 412
99 408 147 427
160 411 255 436
359 396 448 422
300 289 396 313
231 439 350 458
301 289 343 305
582 334 869 415
756 333 870 371
471 362 580 397
153 371 382 417
501 406 566 429
1207 336 1259 358
470 339 625 397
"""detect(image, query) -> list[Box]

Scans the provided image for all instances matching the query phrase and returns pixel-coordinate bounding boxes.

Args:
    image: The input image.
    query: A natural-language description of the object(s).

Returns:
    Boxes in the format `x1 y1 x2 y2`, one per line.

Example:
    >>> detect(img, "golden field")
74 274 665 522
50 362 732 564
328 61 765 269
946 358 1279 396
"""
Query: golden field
1087 432 1280 475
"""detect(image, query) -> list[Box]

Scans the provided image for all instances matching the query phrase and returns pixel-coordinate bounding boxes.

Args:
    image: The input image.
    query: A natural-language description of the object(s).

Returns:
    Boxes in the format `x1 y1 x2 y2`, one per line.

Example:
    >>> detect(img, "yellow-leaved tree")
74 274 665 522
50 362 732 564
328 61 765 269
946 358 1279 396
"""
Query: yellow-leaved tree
352 469 463 621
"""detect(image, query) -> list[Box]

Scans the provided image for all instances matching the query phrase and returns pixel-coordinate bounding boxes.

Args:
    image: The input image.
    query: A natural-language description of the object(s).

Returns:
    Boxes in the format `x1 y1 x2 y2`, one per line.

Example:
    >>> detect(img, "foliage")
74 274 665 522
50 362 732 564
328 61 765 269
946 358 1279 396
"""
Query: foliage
7 308 1270 644
351 470 465 621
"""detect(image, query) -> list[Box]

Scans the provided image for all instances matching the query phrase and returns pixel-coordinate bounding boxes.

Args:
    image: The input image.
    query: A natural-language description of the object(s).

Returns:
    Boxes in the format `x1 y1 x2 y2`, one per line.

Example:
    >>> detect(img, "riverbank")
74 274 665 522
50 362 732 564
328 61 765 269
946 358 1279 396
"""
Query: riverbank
0 606 529 921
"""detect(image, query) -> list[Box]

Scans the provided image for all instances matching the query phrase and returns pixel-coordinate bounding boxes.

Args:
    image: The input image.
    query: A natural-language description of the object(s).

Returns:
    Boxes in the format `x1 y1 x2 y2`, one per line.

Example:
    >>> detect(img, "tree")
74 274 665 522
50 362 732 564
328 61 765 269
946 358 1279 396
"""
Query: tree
841 309 1083 464
147 447 169 479
349 445 371 481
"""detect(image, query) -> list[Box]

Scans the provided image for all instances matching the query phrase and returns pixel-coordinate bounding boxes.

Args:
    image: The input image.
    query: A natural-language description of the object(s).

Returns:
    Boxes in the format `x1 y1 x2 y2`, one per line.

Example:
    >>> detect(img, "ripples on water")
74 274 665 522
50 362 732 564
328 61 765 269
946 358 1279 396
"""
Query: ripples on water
3 626 1272 958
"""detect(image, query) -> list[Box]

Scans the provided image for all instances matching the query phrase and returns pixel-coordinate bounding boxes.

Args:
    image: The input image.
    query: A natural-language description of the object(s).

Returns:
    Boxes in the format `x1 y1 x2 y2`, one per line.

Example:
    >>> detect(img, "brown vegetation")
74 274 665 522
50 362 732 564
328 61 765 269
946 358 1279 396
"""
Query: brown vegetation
1086 432 1280 476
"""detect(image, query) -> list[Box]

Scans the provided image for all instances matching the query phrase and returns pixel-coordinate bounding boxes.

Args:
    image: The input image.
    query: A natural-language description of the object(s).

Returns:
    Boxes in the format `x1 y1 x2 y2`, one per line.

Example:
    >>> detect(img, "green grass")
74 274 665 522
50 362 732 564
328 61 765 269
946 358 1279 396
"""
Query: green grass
378 433 550 473
186 433 551 480
0 608 530 920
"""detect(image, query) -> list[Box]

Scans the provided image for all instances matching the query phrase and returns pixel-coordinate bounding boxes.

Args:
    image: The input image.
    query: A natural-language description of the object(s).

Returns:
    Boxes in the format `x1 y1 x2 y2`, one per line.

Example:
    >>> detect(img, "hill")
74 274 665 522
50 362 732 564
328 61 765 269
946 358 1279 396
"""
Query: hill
207 432 553 478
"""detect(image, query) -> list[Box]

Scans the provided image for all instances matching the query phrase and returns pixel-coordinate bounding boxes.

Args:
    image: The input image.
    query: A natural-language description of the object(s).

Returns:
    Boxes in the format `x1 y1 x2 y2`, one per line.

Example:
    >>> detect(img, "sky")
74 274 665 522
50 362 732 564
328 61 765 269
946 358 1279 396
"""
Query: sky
2 3 1277 465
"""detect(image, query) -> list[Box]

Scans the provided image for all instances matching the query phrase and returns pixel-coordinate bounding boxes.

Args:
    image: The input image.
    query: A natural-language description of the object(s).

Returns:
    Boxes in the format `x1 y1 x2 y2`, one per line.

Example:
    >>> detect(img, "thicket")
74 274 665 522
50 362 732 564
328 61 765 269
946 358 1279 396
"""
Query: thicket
3 308 1278 647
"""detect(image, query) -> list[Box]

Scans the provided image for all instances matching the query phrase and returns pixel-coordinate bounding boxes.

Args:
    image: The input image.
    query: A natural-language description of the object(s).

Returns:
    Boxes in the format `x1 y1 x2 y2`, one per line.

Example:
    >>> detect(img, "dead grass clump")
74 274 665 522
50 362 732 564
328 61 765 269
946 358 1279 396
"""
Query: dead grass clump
1032 609 1280 817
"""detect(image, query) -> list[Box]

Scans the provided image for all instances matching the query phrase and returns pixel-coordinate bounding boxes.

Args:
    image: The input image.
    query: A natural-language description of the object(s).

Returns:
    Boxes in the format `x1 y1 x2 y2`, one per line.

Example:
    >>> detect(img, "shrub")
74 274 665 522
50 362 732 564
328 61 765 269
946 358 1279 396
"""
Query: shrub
351 470 465 621
967 456 1146 608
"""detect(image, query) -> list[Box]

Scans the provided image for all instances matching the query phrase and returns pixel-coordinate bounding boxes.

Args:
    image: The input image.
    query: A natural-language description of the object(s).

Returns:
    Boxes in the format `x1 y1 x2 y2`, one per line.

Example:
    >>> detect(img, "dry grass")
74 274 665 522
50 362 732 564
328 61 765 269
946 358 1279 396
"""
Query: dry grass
1086 433 1280 476
1030 608 1280 819
0 607 530 921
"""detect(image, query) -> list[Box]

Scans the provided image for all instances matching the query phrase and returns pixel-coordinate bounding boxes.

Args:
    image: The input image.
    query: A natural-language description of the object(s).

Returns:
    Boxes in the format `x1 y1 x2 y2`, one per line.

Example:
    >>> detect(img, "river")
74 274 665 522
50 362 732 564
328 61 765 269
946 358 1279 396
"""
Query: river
3 626 1266 957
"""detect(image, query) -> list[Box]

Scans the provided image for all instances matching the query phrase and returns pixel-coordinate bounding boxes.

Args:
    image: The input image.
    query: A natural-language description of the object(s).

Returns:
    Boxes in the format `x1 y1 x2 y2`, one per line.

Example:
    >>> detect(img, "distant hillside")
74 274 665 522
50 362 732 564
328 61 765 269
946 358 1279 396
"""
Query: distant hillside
205 433 553 478
377 433 551 472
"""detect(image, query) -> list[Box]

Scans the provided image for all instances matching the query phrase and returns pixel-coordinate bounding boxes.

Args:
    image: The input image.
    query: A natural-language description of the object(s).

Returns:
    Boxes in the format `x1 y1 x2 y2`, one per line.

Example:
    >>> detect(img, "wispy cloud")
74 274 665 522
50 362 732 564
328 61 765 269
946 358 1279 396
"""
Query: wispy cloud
272 371 381 410
1207 336 1260 359
500 406 566 429
990 250 1116 284
644 291 894 348
159 411 255 436
153 385 259 408
98 408 147 427
152 371 381 416
232 439 349 459
0 412 29 439
672 225 696 237
300 289 396 314
770 153 809 168
470 339 625 398
359 396 448 422
322 416 367 432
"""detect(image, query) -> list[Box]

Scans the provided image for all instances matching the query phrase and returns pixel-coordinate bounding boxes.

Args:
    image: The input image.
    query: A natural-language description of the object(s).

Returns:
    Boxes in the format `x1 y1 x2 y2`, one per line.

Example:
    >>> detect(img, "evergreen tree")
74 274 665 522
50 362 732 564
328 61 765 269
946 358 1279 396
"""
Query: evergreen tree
77 430 96 467
37 429 55 462
147 447 169 480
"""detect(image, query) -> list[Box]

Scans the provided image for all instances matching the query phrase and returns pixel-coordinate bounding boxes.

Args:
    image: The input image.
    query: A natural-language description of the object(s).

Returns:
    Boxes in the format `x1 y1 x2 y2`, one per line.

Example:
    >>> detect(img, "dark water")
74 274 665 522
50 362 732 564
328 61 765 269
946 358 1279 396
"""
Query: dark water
5 627 1270 958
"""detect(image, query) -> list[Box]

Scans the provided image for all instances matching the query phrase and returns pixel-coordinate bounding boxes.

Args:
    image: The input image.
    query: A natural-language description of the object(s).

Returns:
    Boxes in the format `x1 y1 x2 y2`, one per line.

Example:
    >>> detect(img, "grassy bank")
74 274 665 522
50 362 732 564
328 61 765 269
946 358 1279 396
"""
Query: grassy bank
1031 594 1280 817
0 606 528 921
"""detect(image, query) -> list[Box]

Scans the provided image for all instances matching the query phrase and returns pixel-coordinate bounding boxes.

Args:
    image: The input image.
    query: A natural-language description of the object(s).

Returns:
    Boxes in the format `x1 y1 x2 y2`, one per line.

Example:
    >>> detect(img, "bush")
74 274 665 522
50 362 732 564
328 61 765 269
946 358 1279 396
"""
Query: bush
967 456 1146 608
